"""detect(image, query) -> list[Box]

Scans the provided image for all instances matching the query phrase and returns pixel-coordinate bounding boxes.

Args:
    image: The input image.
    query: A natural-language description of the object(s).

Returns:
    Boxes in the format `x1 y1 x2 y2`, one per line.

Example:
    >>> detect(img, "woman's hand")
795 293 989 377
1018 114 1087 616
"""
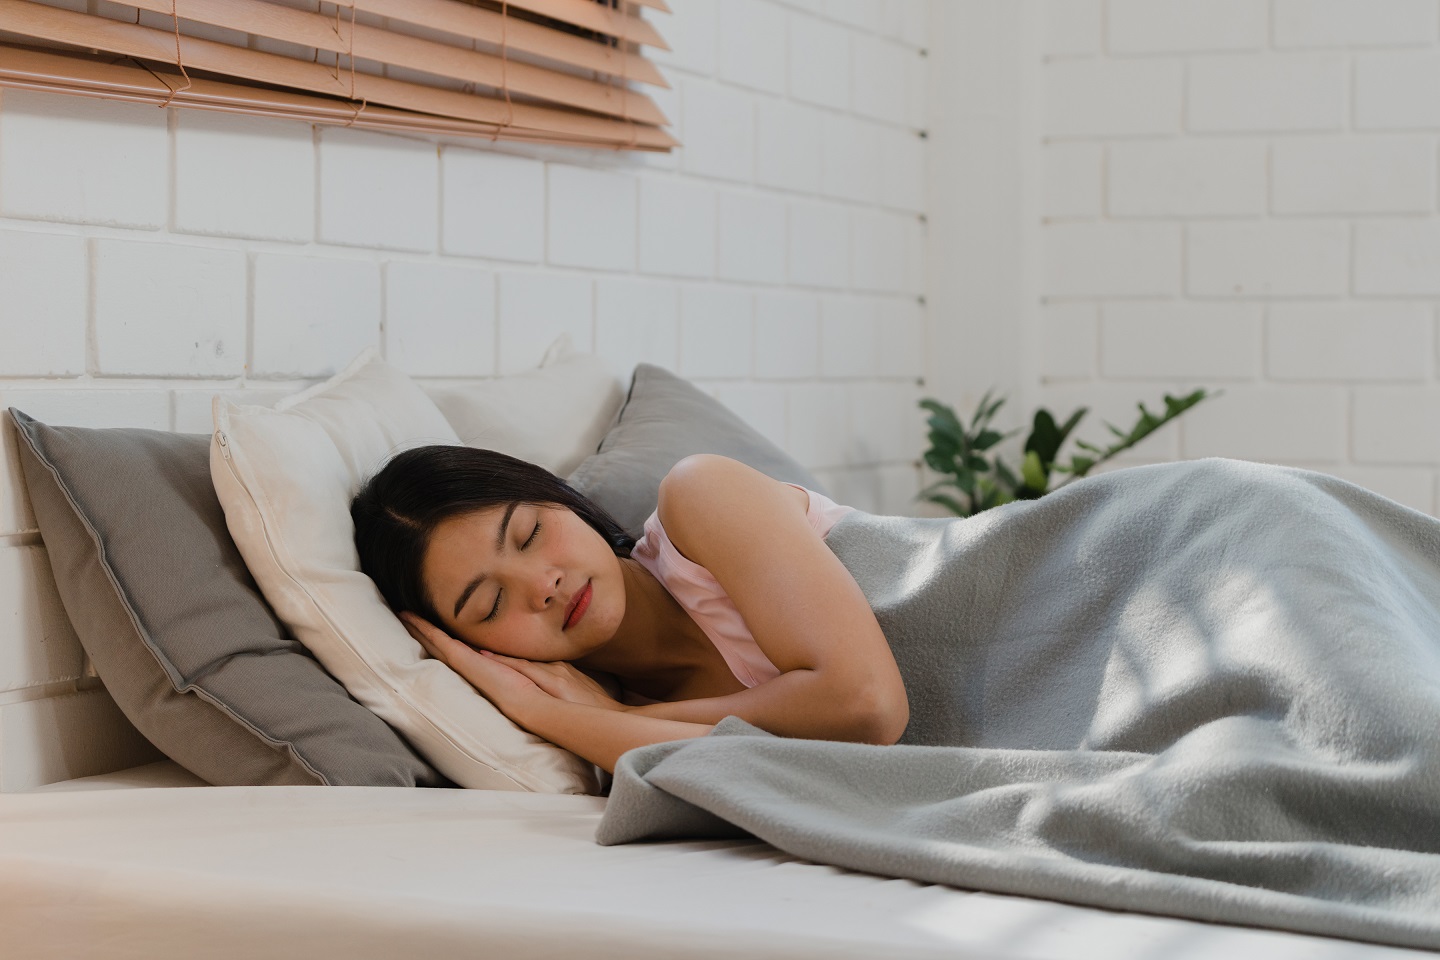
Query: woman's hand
490 657 629 713
399 613 627 719
399 613 545 720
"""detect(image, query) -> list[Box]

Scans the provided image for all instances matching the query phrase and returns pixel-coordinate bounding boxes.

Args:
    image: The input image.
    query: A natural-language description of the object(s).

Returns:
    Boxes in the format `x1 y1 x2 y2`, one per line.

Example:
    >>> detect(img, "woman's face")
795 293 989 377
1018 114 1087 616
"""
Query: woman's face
421 502 626 661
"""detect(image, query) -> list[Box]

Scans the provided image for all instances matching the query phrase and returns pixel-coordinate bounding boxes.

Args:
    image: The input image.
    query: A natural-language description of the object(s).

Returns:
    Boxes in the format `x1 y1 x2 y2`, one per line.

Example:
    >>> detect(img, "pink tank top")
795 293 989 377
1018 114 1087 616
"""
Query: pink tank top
630 484 854 689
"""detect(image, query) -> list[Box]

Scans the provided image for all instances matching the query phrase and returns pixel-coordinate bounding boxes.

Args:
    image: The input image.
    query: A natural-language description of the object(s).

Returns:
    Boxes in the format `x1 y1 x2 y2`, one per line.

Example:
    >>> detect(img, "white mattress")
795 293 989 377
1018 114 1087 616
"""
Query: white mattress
0 779 1430 960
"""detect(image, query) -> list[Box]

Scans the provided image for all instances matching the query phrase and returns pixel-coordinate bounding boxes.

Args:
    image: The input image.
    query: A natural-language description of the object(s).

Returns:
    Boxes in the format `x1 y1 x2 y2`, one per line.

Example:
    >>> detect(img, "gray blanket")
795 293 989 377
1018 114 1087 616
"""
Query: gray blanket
595 458 1440 951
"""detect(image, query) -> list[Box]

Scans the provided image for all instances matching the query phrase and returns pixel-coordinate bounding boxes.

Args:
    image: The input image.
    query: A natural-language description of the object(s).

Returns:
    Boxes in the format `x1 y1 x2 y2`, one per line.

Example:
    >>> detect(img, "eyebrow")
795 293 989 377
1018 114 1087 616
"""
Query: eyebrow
451 502 520 620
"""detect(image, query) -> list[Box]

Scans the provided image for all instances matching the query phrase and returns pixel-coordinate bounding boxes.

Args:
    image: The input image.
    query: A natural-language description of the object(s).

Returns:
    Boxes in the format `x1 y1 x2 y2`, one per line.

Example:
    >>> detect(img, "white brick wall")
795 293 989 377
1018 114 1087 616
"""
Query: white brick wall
440 148 545 263
495 272 593 377
1107 140 1267 218
755 291 821 378
174 112 314 242
718 191 788 285
0 230 86 377
680 286 754 379
318 128 437 252
1187 221 1349 297
1188 54 1348 133
384 262 497 378
0 2 929 526
638 177 717 278
94 239 248 378
595 278 681 375
1355 222 1440 295
252 254 381 378
1034 0 1440 512
546 165 638 273
1273 0 1440 50
1100 303 1262 379
1271 137 1435 214
0 90 166 229
789 200 853 288
1043 60 1182 137
789 15 851 111
1043 223 1181 297
1354 52 1440 130
719 1 788 96
820 296 880 377
1043 143 1104 219
1108 0 1267 55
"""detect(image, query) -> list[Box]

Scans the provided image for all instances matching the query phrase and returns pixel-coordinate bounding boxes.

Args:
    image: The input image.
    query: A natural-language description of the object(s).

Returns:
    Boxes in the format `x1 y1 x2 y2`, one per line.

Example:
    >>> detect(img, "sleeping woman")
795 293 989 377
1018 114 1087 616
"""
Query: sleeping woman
351 446 904 776
354 445 1440 944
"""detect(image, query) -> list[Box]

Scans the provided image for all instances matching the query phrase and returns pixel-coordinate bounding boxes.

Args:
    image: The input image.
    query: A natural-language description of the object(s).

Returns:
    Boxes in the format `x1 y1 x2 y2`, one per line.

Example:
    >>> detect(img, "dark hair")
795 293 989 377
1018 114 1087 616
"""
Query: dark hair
351 445 634 626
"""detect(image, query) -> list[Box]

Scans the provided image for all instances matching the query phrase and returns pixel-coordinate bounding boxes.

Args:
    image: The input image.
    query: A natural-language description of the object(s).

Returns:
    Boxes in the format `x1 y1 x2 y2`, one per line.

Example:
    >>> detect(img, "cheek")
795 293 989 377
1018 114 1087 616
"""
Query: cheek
599 557 627 623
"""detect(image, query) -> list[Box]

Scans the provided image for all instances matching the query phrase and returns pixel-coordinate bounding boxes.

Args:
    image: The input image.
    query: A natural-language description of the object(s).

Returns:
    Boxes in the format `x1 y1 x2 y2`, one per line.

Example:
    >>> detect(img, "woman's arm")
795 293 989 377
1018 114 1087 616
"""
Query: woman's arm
402 613 712 774
519 696 714 775
645 455 909 745
625 669 894 743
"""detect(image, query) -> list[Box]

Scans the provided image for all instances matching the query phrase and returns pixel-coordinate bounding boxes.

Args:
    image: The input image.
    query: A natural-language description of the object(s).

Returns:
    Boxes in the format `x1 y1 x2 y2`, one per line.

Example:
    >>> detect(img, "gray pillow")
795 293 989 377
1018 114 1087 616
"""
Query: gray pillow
9 409 448 788
567 364 826 538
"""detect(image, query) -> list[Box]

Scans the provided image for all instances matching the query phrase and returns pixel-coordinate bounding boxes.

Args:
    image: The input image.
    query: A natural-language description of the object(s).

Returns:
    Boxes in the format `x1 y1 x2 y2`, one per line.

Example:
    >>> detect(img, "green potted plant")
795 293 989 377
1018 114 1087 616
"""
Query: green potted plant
917 388 1218 518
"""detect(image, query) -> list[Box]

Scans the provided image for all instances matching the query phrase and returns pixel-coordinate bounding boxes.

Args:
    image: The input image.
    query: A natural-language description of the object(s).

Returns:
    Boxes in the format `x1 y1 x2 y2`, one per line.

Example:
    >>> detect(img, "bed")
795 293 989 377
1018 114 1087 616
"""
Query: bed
0 350 1434 959
5 771 1431 960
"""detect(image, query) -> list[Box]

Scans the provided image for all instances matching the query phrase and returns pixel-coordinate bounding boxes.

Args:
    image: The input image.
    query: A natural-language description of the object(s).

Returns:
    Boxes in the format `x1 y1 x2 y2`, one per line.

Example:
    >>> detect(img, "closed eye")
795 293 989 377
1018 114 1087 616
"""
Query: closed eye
481 522 539 624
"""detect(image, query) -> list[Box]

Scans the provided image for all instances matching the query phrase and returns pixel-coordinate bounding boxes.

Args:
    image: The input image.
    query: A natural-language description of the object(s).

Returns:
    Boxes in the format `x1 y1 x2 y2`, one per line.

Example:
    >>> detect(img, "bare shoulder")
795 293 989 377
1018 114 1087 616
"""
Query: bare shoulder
654 457 908 744
657 455 808 541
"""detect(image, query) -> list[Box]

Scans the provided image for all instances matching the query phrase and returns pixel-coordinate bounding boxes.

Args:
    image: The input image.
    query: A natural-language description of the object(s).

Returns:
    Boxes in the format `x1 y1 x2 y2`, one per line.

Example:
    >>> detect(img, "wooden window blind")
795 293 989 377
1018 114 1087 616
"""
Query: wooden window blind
0 0 676 151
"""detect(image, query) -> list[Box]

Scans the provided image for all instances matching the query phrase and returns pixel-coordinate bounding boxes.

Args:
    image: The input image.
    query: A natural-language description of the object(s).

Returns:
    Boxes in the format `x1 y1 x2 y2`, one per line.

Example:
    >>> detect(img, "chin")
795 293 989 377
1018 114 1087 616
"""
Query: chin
573 617 617 657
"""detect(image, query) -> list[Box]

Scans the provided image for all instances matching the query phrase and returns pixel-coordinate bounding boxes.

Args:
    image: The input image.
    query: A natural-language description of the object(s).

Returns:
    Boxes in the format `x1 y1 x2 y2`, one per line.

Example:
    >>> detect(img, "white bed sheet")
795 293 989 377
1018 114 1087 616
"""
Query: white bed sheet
0 782 1430 960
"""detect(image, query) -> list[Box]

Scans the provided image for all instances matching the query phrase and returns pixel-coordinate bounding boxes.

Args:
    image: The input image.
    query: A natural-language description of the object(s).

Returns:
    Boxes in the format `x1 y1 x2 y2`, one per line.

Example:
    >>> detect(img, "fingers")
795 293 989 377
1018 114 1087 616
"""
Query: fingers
394 614 545 685
399 612 452 666
398 612 517 672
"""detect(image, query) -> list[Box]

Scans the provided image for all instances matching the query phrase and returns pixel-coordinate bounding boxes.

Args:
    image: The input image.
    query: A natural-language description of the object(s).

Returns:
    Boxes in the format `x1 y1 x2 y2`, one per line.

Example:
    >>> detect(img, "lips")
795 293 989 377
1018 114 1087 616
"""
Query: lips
563 581 593 630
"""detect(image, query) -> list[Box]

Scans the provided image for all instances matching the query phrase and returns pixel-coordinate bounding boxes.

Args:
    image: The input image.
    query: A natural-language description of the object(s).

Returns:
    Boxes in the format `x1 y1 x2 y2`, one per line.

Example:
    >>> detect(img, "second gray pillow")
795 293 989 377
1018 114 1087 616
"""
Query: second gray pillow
566 365 826 538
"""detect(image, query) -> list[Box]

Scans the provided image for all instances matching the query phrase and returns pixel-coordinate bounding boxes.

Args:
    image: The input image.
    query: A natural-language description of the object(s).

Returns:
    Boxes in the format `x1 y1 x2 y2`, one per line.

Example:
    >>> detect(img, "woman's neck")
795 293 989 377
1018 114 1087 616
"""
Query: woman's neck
573 556 705 687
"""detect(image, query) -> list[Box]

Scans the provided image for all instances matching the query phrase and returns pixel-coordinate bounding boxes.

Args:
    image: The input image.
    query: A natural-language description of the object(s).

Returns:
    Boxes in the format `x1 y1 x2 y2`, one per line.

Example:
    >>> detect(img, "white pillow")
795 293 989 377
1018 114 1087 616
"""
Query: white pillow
209 347 601 793
424 335 624 478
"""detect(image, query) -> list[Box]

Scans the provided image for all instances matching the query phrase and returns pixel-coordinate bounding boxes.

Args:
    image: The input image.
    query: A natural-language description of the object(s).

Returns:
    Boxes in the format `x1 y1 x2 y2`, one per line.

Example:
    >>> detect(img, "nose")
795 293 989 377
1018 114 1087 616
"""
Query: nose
527 564 563 612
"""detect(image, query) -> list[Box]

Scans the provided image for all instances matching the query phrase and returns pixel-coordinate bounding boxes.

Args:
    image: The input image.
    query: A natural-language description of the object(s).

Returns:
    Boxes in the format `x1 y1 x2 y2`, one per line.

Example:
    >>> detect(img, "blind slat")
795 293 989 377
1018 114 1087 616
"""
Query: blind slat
0 44 675 148
348 0 667 88
122 0 666 125
0 2 673 147
498 0 668 51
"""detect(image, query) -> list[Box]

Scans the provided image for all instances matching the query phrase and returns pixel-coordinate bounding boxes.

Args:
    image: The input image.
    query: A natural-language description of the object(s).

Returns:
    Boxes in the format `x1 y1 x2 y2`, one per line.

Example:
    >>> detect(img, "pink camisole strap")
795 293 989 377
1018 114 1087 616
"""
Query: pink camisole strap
629 484 854 689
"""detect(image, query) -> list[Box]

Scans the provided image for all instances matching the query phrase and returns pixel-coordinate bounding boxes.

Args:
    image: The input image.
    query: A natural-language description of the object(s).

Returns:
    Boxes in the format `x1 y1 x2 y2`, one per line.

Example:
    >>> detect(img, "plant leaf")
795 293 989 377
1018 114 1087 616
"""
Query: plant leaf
923 450 956 475
968 389 999 430
973 429 1004 451
1024 408 1064 464
1021 449 1048 491
919 399 967 447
